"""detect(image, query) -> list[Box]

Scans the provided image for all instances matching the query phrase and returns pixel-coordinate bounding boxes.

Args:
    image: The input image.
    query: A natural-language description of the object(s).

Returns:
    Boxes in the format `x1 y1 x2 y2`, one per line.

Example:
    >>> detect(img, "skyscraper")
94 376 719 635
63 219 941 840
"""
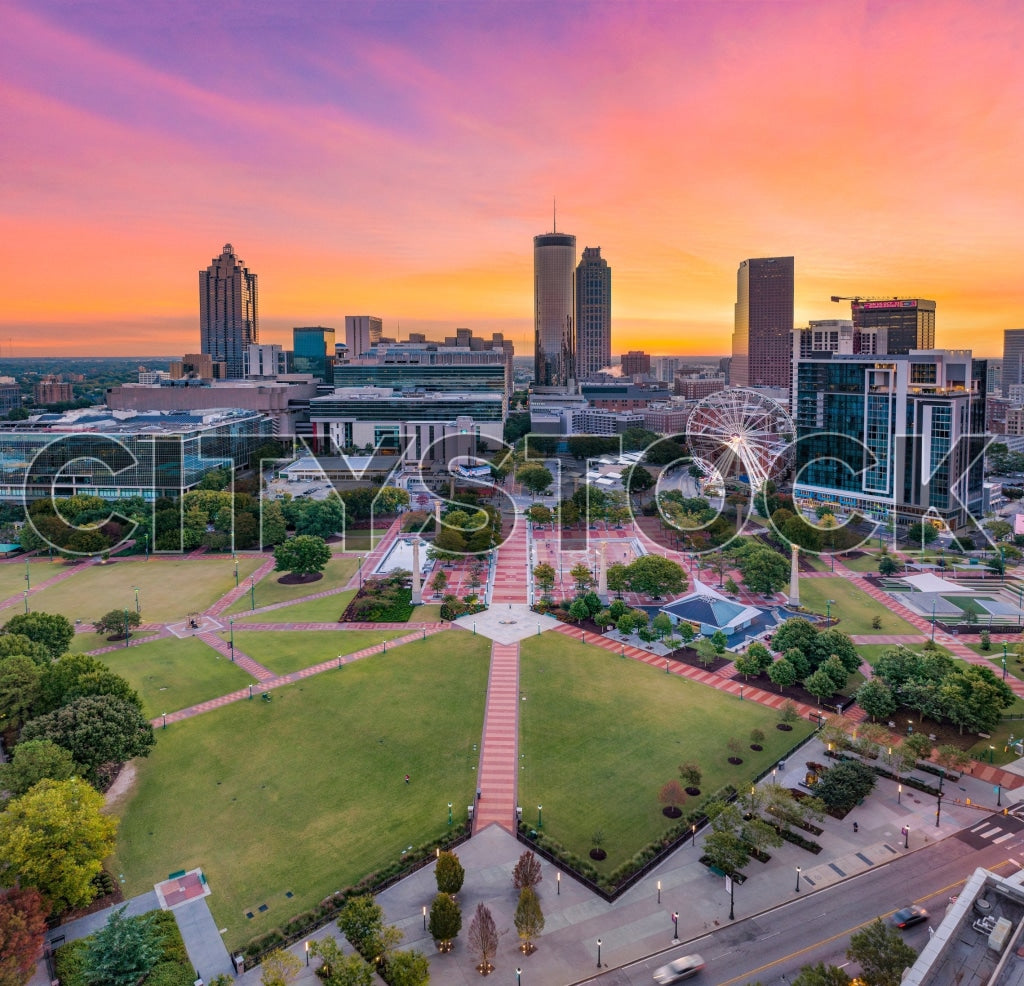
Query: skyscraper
731 256 794 389
293 326 337 383
851 299 935 354
345 316 383 358
1003 329 1024 390
575 246 611 380
199 244 258 379
534 230 576 388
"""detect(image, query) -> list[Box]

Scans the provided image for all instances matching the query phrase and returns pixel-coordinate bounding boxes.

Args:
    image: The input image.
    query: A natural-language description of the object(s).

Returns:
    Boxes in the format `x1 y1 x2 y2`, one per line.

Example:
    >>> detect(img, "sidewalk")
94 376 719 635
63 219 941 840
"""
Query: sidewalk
224 734 1024 986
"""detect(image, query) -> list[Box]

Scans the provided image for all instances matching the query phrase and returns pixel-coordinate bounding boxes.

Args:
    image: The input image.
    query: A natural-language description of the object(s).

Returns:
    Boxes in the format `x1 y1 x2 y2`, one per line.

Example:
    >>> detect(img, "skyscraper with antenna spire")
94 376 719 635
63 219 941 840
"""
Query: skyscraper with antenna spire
534 207 576 388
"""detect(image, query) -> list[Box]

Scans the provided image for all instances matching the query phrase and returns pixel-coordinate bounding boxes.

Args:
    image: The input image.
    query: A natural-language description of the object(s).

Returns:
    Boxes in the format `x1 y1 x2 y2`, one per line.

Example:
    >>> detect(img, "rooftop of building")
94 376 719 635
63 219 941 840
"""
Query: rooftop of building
0 406 263 434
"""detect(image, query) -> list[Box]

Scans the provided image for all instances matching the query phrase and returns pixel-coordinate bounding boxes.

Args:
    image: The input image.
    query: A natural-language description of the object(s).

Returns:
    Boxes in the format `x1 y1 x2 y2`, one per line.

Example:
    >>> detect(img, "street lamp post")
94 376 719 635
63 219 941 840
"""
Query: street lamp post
657 880 661 903
1003 642 1008 680
162 713 166 730
990 745 996 764
134 586 140 615
596 939 602 968
516 969 521 986
229 618 234 661
998 784 1003 807
795 866 801 892
249 577 255 611
305 940 309 966
826 599 835 627
691 823 696 847
728 875 735 921
931 599 936 641
904 825 910 849
143 532 149 560
740 684 744 701
24 559 30 590
898 783 902 805
234 555 239 586
22 590 27 614
936 792 942 828
537 805 543 829
448 802 453 826
422 906 427 931
672 912 679 941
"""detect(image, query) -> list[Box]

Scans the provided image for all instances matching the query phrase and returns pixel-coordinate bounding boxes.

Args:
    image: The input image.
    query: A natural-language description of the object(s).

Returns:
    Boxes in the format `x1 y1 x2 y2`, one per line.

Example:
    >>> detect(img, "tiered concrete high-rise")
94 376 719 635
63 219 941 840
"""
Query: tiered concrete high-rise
534 231 576 388
731 256 794 389
199 244 258 379
575 246 611 380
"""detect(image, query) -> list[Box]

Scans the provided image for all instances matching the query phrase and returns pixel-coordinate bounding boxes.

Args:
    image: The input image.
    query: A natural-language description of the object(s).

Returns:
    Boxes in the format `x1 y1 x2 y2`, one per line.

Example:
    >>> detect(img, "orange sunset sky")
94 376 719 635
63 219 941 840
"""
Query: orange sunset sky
1 0 1023 359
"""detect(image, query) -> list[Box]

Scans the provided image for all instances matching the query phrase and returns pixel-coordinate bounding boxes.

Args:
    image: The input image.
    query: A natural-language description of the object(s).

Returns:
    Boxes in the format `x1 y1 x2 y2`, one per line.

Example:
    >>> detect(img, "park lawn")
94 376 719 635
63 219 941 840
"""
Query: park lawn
0 558 54 602
21 556 265 625
839 552 885 574
410 604 444 621
224 556 358 615
98 636 255 718
67 629 158 654
800 553 829 572
231 590 356 624
228 628 414 675
517 634 814 872
340 528 389 551
797 577 917 635
110 632 491 949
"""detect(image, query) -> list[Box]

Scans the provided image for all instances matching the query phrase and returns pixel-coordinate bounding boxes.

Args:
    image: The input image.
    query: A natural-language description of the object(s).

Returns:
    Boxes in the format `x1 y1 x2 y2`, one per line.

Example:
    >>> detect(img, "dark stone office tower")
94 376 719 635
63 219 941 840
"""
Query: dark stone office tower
199 244 258 379
534 231 576 388
851 299 935 354
575 246 611 380
731 256 794 389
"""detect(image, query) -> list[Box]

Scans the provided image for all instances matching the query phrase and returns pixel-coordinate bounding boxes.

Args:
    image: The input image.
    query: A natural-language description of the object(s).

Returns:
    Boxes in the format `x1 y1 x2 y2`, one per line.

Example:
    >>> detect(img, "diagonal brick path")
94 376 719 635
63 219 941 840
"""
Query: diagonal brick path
491 520 528 605
153 625 449 727
206 558 277 617
0 557 97 611
195 630 275 681
473 641 520 833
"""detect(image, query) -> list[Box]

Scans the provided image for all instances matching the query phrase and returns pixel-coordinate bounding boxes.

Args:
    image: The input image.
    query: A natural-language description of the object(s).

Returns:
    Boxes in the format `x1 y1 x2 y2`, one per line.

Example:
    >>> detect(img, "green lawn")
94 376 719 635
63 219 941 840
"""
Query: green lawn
341 529 389 551
224 556 358 615
839 552 884 574
21 557 265 624
230 590 356 624
797 577 917 635
98 636 255 718
0 558 54 603
518 634 814 872
228 628 415 676
67 629 159 654
110 632 491 948
410 604 444 621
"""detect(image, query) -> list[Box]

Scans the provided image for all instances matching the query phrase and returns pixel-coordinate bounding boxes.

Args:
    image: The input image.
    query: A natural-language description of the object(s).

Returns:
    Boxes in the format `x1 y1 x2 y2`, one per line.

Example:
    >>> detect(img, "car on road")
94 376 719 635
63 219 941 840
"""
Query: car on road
653 954 705 983
893 905 929 929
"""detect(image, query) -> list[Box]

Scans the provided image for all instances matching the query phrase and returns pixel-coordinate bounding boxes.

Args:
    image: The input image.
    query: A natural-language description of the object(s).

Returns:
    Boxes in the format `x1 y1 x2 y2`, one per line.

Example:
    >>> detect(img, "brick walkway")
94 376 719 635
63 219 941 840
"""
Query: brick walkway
0 557 96 611
344 516 404 589
491 519 528 605
473 641 520 834
195 630 275 682
206 558 277 617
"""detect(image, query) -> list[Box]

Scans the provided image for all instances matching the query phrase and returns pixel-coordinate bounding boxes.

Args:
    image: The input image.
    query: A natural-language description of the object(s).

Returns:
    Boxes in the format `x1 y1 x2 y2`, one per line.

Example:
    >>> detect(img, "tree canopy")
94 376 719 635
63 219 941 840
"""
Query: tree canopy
273 534 332 579
2 613 74 660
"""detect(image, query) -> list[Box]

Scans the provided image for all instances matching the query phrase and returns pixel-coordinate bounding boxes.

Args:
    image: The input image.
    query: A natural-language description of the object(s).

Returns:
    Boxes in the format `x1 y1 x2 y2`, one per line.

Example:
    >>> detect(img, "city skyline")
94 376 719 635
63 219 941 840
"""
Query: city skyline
2 0 1023 357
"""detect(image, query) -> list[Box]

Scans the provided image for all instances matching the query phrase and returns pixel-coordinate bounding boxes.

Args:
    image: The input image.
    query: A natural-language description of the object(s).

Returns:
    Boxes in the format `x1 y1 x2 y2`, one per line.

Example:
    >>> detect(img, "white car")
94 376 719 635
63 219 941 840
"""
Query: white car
654 954 705 984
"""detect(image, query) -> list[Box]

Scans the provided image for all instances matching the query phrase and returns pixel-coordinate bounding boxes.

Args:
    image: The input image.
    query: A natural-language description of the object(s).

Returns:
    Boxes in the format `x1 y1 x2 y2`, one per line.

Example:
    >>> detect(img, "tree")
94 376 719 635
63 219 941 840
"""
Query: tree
767 658 797 691
677 621 695 645
659 780 687 814
295 497 346 540
467 903 500 973
567 598 590 624
518 465 553 496
514 886 545 954
428 892 462 950
0 778 117 914
93 609 142 640
695 638 718 667
652 612 673 640
702 829 749 876
260 500 288 547
511 850 542 891
625 555 686 598
856 678 897 722
435 850 465 895
0 634 51 668
903 731 933 762
678 761 702 788
273 534 331 580
310 938 374 986
21 695 154 785
0 887 48 986
606 562 629 598
878 555 899 576
82 906 162 986
734 652 763 680
735 545 789 594
623 464 655 499
526 503 552 526
338 895 385 959
791 963 852 986
532 563 556 599
907 522 938 548
569 562 595 594
2 613 74 660
261 948 302 986
772 618 819 656
710 629 728 654
0 656 41 733
34 653 140 716
814 760 877 814
384 950 430 986
846 918 918 986
0 739 78 799
803 668 837 704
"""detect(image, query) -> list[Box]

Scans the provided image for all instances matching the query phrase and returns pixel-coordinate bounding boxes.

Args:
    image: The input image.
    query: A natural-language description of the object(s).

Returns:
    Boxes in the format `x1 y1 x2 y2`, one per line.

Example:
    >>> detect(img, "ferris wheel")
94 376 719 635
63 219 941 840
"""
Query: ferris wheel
685 389 794 491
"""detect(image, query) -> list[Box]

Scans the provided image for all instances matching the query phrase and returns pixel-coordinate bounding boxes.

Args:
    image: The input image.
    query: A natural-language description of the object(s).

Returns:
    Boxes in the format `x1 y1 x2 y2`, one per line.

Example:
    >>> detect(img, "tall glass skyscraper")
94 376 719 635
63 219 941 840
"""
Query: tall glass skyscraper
199 244 258 379
731 256 794 389
534 231 576 388
575 246 611 380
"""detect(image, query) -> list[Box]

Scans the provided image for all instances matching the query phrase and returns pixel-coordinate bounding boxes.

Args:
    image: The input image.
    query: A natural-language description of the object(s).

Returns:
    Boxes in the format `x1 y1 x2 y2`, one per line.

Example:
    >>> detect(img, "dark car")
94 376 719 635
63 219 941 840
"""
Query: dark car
654 954 705 984
893 905 929 929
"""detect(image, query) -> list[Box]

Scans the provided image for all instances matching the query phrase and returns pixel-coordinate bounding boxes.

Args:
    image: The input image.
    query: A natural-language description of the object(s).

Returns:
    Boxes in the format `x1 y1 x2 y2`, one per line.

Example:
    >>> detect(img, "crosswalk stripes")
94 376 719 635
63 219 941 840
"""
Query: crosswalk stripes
957 812 1024 848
